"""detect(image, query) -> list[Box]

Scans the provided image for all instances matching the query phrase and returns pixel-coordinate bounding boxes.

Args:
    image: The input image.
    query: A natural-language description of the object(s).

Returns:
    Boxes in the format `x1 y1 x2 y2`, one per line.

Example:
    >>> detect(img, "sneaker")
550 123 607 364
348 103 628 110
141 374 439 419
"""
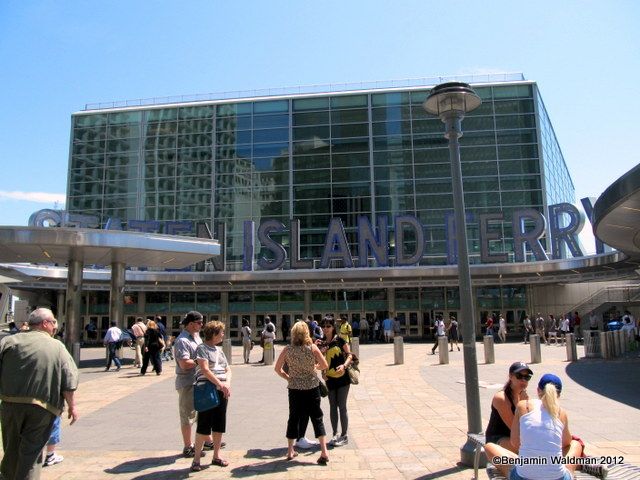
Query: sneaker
294 437 319 449
183 445 207 458
44 453 64 466
327 434 340 446
333 435 348 447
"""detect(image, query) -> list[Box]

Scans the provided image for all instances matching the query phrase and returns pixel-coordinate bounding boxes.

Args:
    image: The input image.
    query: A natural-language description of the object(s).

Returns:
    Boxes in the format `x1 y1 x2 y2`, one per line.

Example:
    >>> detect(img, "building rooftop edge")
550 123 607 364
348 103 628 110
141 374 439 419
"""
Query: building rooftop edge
76 72 528 115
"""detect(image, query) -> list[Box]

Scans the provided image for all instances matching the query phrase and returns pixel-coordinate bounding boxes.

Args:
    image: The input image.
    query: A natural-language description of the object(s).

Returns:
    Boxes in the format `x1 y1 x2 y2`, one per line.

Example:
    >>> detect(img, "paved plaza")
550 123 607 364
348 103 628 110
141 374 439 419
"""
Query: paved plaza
7 338 639 480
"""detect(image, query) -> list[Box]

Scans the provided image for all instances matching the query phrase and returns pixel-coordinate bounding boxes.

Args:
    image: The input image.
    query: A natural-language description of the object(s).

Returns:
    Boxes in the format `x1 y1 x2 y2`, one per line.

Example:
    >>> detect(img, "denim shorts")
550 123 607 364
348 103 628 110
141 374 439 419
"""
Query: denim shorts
47 416 61 445
509 467 572 480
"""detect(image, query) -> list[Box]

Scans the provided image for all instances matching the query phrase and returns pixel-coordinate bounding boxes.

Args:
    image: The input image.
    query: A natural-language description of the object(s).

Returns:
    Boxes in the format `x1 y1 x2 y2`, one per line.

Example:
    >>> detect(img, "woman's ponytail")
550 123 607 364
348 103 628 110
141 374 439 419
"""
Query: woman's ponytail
540 382 560 418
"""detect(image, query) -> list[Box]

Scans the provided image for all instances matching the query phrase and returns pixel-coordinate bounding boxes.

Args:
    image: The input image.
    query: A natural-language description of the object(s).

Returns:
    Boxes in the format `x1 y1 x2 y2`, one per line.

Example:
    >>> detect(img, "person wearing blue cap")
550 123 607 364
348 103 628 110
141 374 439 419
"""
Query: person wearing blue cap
485 373 584 479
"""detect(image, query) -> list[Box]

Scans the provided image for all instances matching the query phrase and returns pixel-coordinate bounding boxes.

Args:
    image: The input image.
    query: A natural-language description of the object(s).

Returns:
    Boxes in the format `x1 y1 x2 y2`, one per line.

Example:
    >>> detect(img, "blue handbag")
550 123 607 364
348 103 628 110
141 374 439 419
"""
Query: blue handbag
193 381 220 412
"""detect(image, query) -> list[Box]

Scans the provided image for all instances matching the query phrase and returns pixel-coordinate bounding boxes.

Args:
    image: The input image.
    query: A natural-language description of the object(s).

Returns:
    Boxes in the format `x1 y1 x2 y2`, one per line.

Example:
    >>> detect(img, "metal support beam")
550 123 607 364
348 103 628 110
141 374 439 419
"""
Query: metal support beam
64 260 84 358
110 262 126 328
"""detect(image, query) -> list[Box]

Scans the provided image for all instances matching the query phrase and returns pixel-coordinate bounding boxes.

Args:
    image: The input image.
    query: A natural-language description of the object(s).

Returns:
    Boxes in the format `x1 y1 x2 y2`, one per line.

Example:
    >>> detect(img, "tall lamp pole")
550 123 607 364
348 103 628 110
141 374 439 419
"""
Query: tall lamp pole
424 82 483 466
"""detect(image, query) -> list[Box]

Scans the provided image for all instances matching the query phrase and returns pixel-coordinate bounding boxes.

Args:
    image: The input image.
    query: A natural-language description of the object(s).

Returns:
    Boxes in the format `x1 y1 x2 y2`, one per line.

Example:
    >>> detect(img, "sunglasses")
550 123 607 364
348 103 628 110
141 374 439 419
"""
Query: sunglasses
514 373 532 381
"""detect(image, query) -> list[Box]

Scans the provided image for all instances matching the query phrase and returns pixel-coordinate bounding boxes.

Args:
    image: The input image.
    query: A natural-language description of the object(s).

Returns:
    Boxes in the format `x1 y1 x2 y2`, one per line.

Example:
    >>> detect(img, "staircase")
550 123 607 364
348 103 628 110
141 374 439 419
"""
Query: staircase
571 283 640 316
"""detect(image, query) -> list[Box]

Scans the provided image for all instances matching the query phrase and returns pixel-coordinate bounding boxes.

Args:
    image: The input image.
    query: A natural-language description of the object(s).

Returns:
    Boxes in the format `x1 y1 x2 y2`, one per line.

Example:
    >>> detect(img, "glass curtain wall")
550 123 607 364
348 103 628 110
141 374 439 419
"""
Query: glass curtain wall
68 82 570 269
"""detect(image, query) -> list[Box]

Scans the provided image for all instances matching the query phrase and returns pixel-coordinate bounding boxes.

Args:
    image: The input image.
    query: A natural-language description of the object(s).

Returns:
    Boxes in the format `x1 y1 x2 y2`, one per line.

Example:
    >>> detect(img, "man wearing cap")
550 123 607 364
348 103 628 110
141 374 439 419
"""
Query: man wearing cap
0 307 79 480
174 311 213 458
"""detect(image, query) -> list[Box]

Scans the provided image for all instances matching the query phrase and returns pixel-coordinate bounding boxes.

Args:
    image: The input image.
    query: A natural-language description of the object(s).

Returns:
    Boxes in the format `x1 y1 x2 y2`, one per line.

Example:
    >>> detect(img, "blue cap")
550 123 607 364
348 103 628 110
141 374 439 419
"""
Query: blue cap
538 373 562 394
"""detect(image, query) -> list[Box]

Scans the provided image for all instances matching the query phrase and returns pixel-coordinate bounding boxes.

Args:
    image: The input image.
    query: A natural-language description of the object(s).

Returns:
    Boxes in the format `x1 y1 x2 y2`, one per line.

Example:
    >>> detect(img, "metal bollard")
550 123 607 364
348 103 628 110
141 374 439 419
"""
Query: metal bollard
565 333 577 361
351 336 360 358
611 331 620 357
263 343 275 365
222 339 232 364
438 336 449 364
583 330 601 358
529 334 541 364
615 330 627 356
483 335 495 364
608 331 616 357
72 342 81 366
394 336 404 365
600 331 610 359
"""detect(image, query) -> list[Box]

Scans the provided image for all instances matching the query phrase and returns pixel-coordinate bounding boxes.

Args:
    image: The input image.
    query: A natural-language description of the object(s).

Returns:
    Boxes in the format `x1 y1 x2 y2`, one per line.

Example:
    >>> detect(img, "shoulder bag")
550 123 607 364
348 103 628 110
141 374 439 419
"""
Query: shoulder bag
193 347 222 412
347 353 360 385
193 380 220 412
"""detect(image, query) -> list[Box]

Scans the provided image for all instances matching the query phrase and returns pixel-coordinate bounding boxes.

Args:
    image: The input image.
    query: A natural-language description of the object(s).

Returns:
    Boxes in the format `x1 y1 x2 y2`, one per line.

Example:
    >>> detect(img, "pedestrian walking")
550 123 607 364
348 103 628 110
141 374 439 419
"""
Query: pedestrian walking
103 321 123 372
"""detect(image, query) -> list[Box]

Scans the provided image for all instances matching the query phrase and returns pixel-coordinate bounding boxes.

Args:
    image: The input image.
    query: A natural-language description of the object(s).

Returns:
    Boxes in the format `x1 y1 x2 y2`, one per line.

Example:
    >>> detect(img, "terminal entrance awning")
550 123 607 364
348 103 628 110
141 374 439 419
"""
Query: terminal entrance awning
0 227 220 268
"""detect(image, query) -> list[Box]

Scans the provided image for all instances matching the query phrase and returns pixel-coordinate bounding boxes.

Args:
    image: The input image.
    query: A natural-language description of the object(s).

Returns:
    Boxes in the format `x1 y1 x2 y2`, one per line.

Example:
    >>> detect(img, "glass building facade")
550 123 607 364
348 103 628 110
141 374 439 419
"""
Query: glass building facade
67 78 576 340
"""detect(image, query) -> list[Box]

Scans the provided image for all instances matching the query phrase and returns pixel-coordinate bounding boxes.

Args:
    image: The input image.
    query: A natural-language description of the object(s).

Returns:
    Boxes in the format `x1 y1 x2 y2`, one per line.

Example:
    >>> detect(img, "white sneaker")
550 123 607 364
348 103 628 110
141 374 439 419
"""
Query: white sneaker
333 435 348 447
44 453 64 466
294 437 319 449
327 434 340 446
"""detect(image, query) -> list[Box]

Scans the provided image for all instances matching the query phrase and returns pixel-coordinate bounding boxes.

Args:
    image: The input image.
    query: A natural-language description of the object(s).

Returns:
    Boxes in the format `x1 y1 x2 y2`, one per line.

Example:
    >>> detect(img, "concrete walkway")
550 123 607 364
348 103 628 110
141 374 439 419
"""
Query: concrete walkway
15 339 640 479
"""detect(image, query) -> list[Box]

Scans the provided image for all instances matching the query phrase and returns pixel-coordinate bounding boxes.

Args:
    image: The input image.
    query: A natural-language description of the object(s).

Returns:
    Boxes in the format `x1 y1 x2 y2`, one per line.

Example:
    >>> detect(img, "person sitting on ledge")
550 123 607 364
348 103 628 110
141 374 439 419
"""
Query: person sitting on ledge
485 362 531 453
485 373 583 480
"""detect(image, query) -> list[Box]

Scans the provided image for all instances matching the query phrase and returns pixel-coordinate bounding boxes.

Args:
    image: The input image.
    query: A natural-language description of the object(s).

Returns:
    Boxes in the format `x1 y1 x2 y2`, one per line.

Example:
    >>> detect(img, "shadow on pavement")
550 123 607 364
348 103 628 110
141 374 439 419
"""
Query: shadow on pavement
565 357 640 409
244 447 287 459
104 454 182 475
414 465 468 479
128 469 190 480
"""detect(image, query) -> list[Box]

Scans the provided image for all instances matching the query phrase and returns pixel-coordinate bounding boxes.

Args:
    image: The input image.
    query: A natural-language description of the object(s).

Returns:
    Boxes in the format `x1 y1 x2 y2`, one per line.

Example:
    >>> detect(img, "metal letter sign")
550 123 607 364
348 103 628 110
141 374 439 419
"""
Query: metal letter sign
320 218 353 268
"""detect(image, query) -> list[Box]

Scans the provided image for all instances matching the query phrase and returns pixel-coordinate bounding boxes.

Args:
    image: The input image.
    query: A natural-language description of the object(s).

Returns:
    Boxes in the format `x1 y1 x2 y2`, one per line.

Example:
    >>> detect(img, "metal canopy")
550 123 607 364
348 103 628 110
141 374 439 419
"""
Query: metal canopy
0 227 220 268
593 163 640 257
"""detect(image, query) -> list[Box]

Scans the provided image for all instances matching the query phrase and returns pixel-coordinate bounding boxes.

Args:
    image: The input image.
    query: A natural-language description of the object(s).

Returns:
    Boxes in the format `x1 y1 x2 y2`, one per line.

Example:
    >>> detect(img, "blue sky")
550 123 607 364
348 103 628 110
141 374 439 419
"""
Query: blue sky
0 0 638 242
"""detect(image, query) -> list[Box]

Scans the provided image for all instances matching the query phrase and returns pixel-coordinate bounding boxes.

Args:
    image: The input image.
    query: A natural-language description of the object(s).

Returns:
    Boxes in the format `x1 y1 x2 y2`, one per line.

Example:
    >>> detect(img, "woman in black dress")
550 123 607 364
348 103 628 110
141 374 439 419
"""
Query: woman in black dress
141 320 164 375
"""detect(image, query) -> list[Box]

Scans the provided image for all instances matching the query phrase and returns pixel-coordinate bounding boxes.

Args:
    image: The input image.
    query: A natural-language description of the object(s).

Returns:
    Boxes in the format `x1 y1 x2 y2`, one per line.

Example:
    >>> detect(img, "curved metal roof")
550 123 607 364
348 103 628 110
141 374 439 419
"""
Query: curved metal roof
0 227 220 268
1 251 636 293
593 163 640 257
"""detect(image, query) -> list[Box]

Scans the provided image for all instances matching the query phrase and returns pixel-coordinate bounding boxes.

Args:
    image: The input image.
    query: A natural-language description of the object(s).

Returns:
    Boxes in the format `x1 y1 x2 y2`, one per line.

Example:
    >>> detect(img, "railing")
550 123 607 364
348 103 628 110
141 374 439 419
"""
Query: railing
82 72 526 111
570 284 640 314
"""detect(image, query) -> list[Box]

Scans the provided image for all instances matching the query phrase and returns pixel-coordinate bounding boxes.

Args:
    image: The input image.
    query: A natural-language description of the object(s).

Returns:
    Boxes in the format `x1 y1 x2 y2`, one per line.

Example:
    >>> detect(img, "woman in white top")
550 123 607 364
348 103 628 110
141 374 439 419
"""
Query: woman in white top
498 314 507 343
559 316 571 346
241 318 252 364
485 373 583 480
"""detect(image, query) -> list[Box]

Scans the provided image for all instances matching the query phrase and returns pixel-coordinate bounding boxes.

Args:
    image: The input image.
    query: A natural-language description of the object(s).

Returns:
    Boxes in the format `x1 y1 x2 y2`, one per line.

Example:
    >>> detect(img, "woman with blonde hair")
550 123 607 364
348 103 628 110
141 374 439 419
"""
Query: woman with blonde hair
191 321 231 471
140 320 164 375
485 373 583 479
274 321 330 464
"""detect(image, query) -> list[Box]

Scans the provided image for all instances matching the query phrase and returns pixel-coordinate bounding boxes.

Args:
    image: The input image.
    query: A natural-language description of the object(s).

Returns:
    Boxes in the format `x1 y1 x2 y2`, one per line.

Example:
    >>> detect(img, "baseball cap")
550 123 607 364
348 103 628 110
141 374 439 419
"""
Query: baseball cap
509 361 533 376
182 310 203 326
538 373 562 394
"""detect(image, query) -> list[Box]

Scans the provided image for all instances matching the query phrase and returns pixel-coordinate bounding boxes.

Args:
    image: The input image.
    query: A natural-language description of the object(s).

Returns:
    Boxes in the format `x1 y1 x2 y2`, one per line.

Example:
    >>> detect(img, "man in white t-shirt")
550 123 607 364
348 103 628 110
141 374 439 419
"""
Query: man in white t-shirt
430 317 446 354
103 321 122 371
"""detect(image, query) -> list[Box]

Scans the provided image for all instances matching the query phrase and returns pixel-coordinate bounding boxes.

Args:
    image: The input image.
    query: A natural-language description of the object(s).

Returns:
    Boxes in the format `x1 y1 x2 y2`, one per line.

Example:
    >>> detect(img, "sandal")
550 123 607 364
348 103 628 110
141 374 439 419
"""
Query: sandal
211 458 229 467
286 451 298 461
317 455 329 465
190 462 203 472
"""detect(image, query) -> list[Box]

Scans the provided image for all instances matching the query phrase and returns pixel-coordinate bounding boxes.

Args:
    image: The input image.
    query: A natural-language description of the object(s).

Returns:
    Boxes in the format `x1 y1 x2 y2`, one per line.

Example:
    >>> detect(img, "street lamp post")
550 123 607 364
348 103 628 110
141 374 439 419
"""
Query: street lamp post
424 82 483 466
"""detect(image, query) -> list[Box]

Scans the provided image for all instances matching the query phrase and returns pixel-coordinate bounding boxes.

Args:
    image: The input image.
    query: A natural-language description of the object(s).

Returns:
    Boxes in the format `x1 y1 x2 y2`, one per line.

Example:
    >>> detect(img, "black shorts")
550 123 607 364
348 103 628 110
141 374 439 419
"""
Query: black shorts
196 395 228 435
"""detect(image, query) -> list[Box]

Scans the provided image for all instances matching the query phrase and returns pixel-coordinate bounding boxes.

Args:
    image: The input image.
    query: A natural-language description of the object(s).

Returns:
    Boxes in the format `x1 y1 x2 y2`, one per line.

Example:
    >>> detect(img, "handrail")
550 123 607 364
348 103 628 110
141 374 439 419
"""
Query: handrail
82 73 526 111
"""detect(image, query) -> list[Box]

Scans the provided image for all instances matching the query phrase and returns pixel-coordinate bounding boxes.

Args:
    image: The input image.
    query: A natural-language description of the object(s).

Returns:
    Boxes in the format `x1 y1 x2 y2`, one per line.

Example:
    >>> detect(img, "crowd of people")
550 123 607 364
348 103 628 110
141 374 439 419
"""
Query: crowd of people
1 305 635 478
171 311 358 471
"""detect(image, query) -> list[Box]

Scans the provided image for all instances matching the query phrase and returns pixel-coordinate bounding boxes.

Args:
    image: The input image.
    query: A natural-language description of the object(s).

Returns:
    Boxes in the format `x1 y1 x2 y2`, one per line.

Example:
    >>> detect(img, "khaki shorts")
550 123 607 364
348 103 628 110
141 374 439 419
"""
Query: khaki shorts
177 385 196 426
